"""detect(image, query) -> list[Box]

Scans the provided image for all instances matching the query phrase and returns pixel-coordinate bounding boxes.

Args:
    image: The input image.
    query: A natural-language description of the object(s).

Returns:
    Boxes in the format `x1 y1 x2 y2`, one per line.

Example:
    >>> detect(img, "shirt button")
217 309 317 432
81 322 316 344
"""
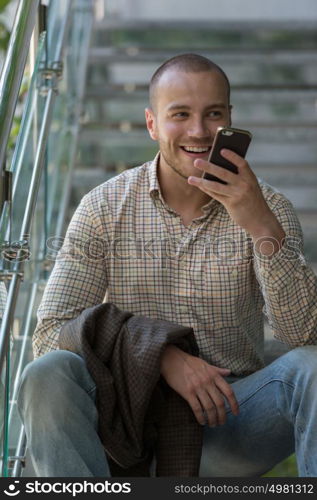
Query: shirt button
231 269 238 278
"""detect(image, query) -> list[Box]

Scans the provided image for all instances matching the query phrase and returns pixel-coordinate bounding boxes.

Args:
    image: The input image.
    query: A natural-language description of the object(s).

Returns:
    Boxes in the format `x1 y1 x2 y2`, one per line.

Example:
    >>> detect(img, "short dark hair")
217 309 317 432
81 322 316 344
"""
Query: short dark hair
149 53 231 110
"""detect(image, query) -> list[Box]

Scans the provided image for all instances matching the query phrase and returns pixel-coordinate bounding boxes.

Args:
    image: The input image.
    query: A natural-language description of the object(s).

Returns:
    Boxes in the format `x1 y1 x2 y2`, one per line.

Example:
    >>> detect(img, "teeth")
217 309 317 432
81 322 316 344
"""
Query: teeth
183 146 210 153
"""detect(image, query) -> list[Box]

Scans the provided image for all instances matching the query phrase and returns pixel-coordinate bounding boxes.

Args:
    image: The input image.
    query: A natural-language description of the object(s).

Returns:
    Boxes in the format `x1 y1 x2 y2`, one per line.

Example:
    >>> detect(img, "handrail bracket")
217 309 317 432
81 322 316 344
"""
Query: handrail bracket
37 61 63 96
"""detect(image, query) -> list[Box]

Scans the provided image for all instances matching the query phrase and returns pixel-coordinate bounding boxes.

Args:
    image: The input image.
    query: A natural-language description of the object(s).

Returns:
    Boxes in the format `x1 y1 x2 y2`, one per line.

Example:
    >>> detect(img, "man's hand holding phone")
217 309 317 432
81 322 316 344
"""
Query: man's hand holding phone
187 127 286 251
203 126 252 183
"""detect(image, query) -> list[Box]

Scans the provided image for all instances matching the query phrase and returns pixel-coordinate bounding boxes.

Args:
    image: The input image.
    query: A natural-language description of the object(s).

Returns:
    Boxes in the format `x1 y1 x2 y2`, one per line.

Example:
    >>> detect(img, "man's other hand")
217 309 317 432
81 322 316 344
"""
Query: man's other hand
160 344 239 427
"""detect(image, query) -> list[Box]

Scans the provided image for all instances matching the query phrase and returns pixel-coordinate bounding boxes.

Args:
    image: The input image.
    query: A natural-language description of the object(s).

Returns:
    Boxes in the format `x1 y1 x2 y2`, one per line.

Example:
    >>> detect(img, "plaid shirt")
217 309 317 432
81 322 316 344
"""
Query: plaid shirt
33 154 317 375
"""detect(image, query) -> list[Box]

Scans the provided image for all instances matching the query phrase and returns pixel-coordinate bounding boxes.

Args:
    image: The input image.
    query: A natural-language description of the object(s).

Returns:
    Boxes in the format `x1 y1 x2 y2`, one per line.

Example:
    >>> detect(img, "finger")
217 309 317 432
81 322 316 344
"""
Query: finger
205 386 227 426
221 148 248 170
188 176 231 196
196 390 219 427
187 395 211 426
215 377 240 416
193 159 238 184
214 367 231 376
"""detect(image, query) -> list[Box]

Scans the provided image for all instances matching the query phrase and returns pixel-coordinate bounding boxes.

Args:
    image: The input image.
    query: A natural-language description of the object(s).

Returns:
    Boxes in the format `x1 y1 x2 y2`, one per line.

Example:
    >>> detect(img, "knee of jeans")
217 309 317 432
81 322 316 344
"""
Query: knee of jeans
18 349 86 399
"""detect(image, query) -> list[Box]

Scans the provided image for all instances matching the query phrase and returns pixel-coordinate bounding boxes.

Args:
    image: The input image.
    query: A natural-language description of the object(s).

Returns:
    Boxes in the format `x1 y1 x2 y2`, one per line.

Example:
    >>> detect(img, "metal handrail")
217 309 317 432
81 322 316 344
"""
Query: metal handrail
0 87 56 376
0 0 94 476
0 0 76 387
0 0 75 372
8 282 38 435
0 0 40 176
0 0 96 477
0 0 39 477
12 429 26 478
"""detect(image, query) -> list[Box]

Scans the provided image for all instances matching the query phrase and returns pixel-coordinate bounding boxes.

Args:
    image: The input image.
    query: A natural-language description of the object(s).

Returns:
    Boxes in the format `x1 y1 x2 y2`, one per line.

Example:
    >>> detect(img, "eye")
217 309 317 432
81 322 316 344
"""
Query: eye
172 112 189 118
207 110 222 118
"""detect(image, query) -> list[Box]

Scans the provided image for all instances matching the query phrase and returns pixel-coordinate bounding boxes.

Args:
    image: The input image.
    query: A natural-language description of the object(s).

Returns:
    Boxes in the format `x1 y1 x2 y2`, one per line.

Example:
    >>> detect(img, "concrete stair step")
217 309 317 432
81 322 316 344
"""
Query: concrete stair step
84 89 317 125
79 124 317 142
86 56 317 87
85 87 317 99
77 128 317 166
92 19 317 50
80 120 317 136
252 164 317 187
88 46 317 61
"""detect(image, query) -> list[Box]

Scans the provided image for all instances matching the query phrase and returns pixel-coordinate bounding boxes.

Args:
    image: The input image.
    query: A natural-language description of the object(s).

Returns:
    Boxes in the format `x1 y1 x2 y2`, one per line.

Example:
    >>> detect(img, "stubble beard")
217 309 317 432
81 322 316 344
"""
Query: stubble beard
159 149 189 180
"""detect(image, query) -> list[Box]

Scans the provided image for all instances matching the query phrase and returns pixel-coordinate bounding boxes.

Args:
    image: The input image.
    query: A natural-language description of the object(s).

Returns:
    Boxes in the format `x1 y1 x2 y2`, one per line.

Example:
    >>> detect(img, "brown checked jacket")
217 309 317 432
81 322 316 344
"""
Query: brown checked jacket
59 302 203 476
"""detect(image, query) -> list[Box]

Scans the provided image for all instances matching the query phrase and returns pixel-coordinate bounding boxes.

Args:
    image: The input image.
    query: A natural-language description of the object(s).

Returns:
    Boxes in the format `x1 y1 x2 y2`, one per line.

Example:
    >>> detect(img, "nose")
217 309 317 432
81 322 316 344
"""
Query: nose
187 117 210 139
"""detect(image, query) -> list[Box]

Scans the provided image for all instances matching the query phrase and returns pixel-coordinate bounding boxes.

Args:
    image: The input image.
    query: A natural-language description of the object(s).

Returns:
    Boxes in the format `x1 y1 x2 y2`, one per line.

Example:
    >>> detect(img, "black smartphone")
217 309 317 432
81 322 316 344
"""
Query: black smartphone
203 126 252 184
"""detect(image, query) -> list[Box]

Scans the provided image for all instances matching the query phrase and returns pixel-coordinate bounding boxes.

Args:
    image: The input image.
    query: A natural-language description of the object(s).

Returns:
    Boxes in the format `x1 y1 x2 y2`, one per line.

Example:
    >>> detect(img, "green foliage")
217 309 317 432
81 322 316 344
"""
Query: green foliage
0 1 30 153
0 0 12 51
0 21 9 49
264 454 298 477
0 0 12 11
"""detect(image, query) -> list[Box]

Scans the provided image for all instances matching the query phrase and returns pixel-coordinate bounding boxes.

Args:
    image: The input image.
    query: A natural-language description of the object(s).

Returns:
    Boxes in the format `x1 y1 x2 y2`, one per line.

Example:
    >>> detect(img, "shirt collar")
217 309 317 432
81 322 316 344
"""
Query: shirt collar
148 152 162 198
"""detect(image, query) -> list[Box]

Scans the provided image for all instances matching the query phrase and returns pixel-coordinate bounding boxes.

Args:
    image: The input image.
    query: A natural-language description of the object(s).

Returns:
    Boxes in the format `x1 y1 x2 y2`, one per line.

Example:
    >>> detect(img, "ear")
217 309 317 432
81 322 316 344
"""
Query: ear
145 108 158 141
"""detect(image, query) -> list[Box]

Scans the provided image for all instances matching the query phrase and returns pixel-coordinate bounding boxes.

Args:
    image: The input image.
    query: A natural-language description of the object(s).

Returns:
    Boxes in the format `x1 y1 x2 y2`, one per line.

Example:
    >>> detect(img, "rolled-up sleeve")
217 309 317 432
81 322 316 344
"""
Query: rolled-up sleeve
33 192 110 358
253 194 317 346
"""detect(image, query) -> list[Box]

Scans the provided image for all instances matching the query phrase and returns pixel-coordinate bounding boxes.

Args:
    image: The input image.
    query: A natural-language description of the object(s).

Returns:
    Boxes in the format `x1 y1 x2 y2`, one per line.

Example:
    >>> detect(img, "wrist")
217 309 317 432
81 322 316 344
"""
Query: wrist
160 344 190 376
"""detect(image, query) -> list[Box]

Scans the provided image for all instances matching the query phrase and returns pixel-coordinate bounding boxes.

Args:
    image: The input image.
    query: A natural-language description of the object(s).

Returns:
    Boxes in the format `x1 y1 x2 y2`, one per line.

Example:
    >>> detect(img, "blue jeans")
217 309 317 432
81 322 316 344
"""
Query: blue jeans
17 346 317 477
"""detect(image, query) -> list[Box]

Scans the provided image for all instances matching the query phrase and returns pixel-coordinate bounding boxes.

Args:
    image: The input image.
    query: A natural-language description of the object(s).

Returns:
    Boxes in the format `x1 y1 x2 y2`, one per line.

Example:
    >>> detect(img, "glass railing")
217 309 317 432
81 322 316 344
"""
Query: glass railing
0 0 94 477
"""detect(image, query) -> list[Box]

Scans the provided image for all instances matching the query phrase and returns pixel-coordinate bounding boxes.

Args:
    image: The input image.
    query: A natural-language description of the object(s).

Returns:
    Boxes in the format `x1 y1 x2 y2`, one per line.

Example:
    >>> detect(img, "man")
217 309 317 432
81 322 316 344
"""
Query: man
18 53 317 477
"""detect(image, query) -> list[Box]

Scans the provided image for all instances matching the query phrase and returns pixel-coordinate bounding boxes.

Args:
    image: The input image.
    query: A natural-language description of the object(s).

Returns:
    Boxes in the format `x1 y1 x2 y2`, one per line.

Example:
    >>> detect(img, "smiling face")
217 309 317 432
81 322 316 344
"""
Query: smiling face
145 68 232 180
